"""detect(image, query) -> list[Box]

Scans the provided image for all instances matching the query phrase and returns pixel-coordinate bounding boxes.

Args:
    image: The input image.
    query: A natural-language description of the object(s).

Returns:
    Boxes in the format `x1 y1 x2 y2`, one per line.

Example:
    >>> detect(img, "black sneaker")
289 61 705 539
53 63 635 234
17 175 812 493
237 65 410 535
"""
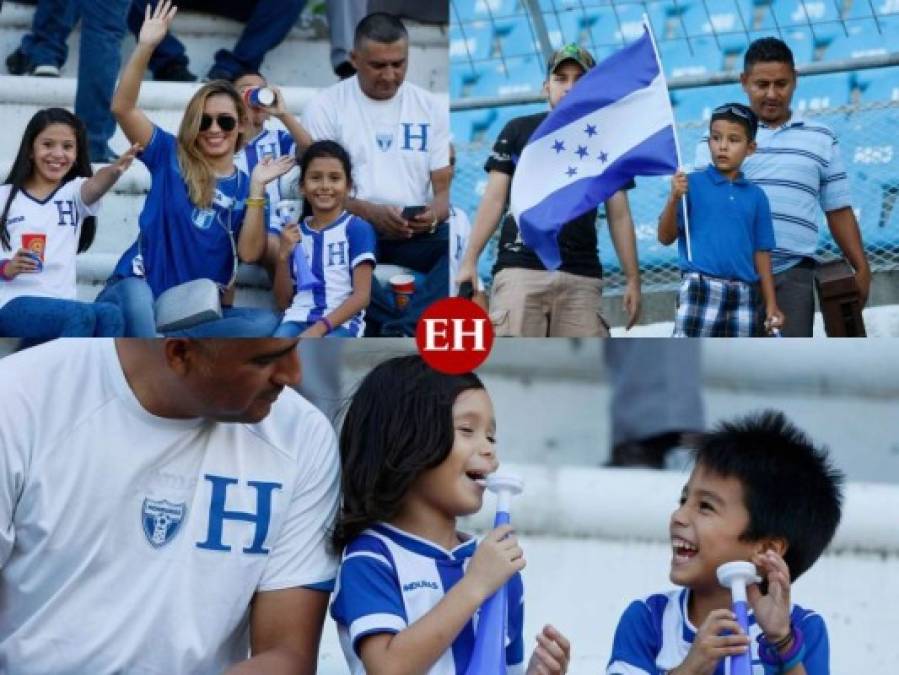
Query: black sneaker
6 48 31 75
154 61 197 82
205 65 237 83
334 61 356 79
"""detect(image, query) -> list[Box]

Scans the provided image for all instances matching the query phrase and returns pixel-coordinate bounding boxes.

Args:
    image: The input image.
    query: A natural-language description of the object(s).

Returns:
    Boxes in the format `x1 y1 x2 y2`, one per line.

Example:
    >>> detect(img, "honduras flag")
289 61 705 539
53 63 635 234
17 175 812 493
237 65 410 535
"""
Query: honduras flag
510 25 679 270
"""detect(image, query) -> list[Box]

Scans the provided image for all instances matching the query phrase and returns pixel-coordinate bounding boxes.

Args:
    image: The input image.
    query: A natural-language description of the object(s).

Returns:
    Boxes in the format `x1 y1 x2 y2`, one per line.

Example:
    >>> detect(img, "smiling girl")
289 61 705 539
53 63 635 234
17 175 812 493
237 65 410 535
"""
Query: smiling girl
272 141 375 337
331 355 571 674
0 108 137 338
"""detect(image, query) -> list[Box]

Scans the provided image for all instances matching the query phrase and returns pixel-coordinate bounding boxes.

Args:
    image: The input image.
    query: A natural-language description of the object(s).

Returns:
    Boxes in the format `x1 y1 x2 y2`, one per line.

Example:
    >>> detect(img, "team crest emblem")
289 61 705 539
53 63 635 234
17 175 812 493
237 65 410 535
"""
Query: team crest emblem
191 207 215 230
142 498 187 548
376 131 394 152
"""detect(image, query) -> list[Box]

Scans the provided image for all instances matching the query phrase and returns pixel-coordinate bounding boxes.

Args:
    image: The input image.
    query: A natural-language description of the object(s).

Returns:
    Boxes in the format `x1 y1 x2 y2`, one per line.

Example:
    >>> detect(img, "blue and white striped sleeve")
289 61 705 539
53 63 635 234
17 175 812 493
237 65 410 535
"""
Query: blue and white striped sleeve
796 610 830 675
331 547 407 654
347 218 377 269
278 129 297 158
820 135 852 212
606 601 661 675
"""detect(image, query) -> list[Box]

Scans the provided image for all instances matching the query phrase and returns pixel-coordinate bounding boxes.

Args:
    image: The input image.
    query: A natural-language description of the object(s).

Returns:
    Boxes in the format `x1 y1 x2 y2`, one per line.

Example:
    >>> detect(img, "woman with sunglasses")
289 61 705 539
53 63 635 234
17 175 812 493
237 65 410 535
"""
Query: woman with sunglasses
96 0 294 336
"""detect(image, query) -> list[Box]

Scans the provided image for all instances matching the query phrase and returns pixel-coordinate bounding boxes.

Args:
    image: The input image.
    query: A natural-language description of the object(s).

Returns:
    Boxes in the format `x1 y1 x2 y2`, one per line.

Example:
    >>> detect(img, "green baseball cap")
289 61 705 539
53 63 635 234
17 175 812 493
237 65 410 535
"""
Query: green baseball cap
546 43 596 76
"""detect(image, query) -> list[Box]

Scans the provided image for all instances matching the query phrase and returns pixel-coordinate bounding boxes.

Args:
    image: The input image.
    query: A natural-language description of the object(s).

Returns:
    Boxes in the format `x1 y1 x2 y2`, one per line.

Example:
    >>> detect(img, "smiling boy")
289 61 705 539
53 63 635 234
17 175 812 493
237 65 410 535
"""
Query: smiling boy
606 411 844 675
659 103 783 337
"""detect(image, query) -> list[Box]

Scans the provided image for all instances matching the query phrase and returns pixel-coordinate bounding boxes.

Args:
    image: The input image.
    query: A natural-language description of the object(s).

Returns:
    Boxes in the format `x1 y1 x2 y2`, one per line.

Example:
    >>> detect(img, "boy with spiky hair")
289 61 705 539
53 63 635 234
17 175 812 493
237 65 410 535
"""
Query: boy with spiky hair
607 410 844 674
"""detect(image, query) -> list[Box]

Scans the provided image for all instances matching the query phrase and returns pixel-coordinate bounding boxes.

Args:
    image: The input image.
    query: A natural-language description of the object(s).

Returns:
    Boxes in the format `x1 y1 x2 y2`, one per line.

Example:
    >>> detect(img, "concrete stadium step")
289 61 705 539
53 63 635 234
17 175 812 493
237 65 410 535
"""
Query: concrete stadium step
0 2 448 92
0 75 319 157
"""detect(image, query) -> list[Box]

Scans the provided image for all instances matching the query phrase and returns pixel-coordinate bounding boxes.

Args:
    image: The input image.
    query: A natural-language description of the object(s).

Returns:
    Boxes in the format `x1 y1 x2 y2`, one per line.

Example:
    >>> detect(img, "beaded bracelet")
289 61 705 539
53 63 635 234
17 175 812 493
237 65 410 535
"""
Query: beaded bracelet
757 625 805 673
319 317 334 334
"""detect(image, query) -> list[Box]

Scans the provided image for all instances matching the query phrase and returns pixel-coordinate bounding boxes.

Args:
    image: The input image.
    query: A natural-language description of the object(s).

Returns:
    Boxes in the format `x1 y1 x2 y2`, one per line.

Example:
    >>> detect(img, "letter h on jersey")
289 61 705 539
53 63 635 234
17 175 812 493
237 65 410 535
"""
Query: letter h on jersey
196 474 283 555
401 123 430 151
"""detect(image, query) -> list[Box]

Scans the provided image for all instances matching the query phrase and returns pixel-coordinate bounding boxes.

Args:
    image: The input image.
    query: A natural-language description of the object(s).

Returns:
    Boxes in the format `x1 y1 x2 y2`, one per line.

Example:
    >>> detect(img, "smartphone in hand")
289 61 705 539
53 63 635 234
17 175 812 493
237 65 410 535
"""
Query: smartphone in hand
401 205 427 220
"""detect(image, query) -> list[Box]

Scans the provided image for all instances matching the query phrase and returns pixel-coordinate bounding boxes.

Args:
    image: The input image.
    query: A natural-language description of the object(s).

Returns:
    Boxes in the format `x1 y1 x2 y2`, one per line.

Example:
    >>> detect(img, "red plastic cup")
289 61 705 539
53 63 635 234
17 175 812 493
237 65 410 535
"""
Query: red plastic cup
390 273 416 311
22 233 46 271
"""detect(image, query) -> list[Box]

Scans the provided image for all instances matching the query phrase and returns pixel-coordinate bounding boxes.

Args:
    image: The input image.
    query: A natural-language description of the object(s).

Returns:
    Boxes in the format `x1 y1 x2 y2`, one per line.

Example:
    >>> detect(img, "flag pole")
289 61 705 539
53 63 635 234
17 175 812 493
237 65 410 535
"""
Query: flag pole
642 14 692 262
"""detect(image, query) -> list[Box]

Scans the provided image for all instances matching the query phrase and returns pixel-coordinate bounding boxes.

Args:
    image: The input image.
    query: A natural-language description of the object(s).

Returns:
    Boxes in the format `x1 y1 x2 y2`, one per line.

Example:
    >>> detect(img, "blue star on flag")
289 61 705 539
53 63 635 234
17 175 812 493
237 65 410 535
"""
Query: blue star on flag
575 145 589 159
598 151 609 163
552 139 566 153
566 166 578 177
584 124 597 137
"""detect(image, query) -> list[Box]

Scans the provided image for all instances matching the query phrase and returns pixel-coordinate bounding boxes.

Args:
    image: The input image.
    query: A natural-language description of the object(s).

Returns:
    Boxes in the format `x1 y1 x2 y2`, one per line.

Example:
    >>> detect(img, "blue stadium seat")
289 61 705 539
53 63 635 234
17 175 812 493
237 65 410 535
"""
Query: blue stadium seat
578 4 624 47
609 1 648 45
452 20 495 61
492 14 537 58
659 37 723 78
856 67 899 102
794 72 850 110
824 19 890 60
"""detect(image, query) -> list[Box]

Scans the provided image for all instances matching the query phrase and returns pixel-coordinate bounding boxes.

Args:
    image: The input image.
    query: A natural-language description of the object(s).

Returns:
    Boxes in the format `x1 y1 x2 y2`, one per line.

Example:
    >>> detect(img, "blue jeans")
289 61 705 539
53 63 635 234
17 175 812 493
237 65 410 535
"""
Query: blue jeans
128 0 306 78
274 320 354 337
19 0 129 160
0 295 123 337
96 276 157 336
167 306 282 337
366 223 450 336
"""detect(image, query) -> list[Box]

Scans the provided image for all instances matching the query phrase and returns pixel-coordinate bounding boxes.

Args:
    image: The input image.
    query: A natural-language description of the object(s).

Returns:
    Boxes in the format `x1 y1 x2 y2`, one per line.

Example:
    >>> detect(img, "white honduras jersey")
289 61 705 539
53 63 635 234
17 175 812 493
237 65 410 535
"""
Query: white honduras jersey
331 523 526 675
303 76 450 208
282 211 376 336
235 127 298 232
0 339 340 674
0 178 99 308
606 588 830 675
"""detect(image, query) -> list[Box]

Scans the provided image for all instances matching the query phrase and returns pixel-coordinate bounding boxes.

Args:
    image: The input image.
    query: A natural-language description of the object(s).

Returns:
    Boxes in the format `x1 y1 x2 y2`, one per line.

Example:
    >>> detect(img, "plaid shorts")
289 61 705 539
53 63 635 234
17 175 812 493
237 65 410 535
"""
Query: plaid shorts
673 273 758 337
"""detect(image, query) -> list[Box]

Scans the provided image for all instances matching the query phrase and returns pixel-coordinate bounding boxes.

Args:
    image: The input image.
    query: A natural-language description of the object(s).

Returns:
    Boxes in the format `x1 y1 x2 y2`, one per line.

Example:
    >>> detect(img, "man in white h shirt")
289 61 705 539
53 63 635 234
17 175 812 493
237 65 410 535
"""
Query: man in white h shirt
0 338 339 674
303 12 450 335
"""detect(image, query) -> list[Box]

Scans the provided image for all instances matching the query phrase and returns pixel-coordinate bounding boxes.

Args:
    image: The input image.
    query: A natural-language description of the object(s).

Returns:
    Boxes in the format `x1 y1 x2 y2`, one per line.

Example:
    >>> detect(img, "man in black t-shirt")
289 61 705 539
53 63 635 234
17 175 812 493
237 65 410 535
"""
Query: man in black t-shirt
456 44 642 337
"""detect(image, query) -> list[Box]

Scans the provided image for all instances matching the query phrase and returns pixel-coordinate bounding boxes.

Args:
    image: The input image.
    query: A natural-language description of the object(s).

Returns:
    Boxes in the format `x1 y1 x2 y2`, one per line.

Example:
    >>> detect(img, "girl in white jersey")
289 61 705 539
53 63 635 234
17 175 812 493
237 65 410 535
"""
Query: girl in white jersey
331 355 571 674
0 108 138 338
273 141 376 337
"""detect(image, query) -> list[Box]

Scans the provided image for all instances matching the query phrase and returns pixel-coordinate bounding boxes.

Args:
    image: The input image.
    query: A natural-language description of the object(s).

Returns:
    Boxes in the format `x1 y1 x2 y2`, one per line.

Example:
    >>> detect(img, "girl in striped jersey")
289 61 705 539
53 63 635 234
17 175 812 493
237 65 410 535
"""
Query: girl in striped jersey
331 355 570 674
273 140 375 337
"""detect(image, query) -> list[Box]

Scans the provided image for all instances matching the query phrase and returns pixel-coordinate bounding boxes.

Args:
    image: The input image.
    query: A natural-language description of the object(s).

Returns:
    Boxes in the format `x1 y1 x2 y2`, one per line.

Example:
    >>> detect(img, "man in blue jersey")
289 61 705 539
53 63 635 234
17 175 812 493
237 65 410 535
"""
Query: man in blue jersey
0 339 339 673
607 411 844 674
695 37 871 337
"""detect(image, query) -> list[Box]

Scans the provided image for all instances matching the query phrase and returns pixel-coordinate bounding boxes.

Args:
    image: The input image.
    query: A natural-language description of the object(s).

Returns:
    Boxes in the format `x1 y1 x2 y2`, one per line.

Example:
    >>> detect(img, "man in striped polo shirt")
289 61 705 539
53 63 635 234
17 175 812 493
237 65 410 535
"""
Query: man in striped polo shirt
696 37 871 337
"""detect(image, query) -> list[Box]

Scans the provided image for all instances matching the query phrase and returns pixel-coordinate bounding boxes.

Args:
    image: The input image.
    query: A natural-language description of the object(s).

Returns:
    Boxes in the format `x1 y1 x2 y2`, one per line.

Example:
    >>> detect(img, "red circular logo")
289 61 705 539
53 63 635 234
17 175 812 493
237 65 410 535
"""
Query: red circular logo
415 298 494 374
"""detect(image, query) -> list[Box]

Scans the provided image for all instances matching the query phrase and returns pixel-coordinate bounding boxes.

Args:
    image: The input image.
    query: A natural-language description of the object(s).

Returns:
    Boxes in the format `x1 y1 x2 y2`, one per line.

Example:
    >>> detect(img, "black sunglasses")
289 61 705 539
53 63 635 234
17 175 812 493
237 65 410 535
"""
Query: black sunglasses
712 104 753 121
199 114 237 132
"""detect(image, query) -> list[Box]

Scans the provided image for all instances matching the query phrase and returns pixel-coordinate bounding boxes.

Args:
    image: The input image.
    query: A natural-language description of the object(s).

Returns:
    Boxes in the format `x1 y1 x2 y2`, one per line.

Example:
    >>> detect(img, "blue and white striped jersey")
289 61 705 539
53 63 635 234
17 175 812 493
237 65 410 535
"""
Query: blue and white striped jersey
695 115 852 274
280 211 376 337
331 523 526 675
607 588 829 675
235 128 297 233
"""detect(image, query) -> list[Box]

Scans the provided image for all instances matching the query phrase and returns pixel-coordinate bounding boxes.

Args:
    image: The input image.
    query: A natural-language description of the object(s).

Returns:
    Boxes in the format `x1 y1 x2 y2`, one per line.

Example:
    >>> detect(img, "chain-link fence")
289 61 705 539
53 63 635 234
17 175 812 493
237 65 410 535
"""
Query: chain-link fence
450 0 899 294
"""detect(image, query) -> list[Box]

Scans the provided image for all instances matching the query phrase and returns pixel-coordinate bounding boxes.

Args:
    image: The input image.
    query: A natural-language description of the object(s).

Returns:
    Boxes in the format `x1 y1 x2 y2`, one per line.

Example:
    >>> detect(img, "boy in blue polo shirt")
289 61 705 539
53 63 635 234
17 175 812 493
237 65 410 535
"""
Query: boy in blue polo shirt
659 103 784 337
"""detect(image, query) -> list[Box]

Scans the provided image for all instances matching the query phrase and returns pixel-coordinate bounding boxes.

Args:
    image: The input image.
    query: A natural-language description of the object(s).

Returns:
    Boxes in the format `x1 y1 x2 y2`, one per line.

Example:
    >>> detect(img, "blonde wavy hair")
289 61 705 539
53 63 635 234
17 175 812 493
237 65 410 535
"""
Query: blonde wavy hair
177 81 247 208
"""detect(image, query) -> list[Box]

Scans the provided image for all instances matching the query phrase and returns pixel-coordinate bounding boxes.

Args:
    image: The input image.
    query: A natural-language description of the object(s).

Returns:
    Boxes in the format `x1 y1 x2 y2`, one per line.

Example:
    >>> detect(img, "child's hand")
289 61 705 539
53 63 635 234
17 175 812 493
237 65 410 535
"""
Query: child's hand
525 625 570 675
111 143 141 176
764 307 785 335
677 608 749 675
138 0 177 48
747 550 793 644
3 249 41 278
464 524 525 601
670 170 688 199
251 155 296 187
299 320 329 338
279 223 301 261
